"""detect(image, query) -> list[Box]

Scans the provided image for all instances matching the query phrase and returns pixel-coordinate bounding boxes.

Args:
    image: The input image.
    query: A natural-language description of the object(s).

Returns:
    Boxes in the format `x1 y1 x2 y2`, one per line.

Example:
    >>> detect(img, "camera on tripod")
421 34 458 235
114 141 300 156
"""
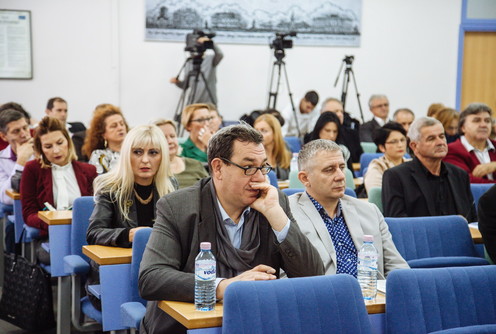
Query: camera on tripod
344 55 354 65
270 31 297 50
185 29 216 55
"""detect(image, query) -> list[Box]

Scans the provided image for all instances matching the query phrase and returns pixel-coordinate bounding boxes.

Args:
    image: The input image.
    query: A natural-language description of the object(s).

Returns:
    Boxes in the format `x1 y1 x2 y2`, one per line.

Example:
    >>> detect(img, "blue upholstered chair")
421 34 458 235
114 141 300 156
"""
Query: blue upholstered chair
222 274 372 334
470 183 493 214
385 215 489 268
386 266 496 334
120 228 152 333
267 170 278 188
357 153 383 177
284 136 302 153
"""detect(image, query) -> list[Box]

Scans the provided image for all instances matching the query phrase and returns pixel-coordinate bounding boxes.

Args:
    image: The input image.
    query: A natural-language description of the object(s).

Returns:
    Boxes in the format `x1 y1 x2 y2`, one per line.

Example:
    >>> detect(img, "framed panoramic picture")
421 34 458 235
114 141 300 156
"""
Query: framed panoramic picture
0 9 33 79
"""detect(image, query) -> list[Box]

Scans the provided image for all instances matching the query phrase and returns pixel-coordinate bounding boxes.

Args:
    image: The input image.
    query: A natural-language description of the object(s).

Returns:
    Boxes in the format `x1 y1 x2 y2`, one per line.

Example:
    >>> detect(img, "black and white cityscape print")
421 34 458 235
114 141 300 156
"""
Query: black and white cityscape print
145 0 362 46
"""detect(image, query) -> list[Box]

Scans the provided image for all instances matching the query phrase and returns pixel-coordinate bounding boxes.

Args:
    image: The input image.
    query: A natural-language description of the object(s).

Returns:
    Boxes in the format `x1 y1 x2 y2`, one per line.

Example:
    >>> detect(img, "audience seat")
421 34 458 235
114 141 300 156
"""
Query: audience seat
385 215 489 268
284 136 302 153
282 188 357 198
223 274 372 334
470 183 493 213
360 142 377 153
367 187 383 213
357 153 383 177
267 170 278 188
344 168 355 190
387 266 496 334
288 170 304 188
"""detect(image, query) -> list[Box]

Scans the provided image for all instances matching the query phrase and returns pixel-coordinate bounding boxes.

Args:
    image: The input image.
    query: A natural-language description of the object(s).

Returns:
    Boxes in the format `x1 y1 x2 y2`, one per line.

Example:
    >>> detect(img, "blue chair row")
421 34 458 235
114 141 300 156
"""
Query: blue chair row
283 136 302 153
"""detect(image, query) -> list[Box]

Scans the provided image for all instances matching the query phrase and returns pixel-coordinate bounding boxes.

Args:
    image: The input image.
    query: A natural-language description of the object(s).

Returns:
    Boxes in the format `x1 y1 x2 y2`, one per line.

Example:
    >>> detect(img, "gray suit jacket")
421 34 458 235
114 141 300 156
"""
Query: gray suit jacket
289 192 408 279
139 177 324 334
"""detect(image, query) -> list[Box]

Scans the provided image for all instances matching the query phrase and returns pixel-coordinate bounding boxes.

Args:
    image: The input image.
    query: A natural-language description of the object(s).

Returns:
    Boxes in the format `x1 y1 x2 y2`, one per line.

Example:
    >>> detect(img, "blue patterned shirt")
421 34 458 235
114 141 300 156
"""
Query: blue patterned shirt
307 192 358 277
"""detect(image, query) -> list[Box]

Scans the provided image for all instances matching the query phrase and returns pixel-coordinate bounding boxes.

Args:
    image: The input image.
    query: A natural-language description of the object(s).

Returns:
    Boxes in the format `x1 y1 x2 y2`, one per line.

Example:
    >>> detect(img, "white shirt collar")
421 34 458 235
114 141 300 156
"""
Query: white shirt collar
460 135 495 152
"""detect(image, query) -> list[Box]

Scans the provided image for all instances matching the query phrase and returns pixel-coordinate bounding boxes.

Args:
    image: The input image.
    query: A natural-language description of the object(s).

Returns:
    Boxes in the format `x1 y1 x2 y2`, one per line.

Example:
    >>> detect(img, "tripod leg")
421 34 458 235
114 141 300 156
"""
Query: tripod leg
341 69 350 111
199 71 217 105
349 69 365 123
267 61 281 109
188 71 200 105
281 62 301 138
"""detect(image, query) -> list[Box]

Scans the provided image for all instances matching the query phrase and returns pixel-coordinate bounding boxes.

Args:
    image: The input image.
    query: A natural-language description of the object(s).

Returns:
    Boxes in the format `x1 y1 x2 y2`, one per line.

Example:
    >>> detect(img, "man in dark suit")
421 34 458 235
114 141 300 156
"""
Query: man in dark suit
360 94 390 142
382 116 476 222
477 184 496 263
45 97 87 161
138 124 324 334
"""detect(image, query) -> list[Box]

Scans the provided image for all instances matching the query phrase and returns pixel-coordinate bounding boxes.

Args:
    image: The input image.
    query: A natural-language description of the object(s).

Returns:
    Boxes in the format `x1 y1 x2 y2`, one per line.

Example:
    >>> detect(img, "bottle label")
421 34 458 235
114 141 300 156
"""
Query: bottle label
196 261 216 281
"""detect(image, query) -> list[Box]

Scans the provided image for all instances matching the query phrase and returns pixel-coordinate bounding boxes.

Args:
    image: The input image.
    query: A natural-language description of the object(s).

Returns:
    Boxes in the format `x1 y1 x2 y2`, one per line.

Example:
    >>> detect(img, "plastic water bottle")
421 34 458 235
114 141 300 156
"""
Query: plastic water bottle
290 153 299 173
195 242 216 311
357 235 378 300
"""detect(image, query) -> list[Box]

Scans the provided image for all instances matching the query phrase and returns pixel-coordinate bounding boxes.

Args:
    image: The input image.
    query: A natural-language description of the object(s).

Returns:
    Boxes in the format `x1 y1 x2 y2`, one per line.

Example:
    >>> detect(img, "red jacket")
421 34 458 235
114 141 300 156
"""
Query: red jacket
444 138 496 183
20 159 97 236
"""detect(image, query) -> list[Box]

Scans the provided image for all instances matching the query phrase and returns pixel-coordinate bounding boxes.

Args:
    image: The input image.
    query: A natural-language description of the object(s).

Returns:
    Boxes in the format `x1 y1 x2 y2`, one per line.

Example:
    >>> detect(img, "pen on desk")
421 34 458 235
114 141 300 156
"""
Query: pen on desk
44 202 56 211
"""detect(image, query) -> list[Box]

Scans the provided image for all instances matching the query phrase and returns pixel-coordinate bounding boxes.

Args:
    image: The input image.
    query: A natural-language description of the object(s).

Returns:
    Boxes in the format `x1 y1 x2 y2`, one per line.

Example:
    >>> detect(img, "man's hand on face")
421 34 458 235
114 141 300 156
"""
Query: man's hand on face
216 264 276 300
16 138 34 166
249 181 288 232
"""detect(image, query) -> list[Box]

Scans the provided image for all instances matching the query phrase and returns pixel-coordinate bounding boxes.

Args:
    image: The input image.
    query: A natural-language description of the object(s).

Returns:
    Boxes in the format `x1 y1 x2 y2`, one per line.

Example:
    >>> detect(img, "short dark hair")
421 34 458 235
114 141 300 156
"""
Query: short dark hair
308 111 341 143
207 123 263 172
46 97 67 110
0 109 28 134
372 121 407 147
0 102 31 121
393 108 414 119
458 103 493 135
304 90 319 106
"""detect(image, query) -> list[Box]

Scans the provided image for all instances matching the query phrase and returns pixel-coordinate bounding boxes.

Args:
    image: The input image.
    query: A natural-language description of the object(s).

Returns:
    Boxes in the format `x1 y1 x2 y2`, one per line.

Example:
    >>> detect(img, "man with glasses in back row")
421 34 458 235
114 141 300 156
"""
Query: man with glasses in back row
138 123 324 334
360 94 390 142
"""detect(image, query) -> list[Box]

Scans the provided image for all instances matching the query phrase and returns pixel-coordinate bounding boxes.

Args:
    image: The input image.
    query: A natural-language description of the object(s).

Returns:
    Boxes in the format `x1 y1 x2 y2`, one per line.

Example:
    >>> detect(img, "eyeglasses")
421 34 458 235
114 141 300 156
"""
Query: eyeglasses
385 138 407 145
372 103 389 109
220 157 272 176
190 117 214 124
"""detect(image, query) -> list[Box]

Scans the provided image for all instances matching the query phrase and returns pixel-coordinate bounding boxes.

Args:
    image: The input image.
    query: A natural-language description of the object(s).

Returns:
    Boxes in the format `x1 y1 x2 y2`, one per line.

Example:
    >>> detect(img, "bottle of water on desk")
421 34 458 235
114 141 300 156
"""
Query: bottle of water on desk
290 153 299 173
357 235 378 300
195 242 216 311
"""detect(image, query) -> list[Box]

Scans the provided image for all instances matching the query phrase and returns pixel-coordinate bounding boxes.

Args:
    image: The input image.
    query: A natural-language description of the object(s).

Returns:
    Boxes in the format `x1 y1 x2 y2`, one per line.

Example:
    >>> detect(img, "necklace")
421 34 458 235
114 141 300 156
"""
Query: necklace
133 188 153 205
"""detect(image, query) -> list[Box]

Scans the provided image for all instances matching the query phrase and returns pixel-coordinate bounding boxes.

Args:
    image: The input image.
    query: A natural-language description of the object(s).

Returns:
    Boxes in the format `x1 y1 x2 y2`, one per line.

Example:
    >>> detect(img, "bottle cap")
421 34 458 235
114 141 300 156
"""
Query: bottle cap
200 242 211 250
363 235 374 242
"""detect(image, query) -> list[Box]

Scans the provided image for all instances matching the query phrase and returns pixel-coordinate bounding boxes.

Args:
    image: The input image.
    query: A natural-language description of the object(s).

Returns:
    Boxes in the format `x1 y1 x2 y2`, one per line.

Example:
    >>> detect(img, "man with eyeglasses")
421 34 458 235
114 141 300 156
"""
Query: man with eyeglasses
360 94 391 142
139 123 324 334
382 117 476 221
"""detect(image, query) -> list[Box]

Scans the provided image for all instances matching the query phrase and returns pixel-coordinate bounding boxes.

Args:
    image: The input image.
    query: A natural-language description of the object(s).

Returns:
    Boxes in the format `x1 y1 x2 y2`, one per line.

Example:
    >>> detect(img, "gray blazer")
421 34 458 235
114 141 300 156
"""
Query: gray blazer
139 177 324 334
289 192 409 279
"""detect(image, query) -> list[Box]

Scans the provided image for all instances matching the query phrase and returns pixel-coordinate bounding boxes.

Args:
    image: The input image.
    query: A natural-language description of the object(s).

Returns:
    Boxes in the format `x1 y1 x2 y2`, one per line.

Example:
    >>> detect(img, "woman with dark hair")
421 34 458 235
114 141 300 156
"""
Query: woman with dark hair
305 111 352 169
364 122 410 193
82 104 129 174
21 116 97 263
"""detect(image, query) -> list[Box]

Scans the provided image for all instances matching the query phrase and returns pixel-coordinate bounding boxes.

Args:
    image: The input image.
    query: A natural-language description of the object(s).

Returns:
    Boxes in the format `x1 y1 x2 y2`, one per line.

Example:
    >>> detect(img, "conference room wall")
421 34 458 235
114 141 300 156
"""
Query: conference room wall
1 0 462 127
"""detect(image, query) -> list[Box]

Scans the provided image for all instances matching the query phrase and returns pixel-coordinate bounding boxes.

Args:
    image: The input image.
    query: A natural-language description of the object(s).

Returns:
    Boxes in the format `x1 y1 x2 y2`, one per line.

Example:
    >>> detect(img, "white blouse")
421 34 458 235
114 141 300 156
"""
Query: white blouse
52 162 81 210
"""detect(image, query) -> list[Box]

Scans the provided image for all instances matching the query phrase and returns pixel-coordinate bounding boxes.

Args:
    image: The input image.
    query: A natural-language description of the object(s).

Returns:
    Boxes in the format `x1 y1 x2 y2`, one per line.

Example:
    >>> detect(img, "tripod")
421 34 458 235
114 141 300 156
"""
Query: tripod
333 55 365 123
266 49 301 137
173 55 216 134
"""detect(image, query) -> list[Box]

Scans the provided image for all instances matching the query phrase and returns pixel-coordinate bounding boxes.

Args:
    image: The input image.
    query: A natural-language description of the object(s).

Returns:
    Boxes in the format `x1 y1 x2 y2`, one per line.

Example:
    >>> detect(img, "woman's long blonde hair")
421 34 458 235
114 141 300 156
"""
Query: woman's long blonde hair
254 113 291 169
93 124 175 221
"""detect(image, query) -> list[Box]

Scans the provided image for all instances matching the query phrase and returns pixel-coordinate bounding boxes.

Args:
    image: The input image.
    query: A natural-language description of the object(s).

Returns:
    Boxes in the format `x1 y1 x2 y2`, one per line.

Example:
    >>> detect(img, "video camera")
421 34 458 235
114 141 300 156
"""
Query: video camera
270 31 297 50
343 55 354 65
185 29 216 54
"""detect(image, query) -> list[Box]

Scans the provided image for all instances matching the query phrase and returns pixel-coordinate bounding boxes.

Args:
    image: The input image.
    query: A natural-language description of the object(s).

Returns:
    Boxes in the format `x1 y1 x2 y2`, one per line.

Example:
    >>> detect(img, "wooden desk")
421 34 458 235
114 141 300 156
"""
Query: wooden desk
469 225 483 244
352 162 360 171
277 180 289 189
82 244 132 265
38 210 72 225
159 293 385 330
354 177 363 187
6 189 21 200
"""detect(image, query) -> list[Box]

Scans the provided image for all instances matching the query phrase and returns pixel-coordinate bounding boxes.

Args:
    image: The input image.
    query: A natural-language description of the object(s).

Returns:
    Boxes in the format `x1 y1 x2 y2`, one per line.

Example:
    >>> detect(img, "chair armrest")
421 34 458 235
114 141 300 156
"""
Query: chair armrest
63 255 90 275
121 302 146 330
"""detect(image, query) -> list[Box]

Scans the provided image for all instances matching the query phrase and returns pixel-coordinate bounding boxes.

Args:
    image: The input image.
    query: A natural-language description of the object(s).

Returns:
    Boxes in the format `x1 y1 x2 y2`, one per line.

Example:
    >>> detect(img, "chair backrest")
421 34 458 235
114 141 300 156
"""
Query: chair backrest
386 266 496 334
385 215 479 261
282 188 303 197
359 153 383 177
344 168 355 189
222 274 371 334
344 187 357 198
130 228 152 305
284 136 302 153
470 183 493 213
367 187 382 213
288 170 304 188
70 196 95 260
360 142 377 153
267 170 278 188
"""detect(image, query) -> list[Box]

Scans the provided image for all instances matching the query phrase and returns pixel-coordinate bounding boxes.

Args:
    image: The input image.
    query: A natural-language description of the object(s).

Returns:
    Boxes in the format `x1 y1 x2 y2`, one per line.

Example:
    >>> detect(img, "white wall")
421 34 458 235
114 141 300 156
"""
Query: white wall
1 0 462 127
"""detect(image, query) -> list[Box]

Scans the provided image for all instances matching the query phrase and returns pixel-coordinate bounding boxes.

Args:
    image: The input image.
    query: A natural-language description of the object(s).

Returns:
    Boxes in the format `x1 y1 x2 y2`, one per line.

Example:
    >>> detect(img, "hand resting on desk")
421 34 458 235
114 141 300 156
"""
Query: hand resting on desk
216 264 277 300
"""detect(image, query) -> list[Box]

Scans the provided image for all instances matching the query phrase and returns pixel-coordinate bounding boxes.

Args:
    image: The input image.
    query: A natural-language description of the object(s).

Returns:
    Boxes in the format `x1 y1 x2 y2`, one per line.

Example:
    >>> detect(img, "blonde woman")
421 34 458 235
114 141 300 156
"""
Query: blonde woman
86 124 177 309
254 113 291 180
154 119 208 189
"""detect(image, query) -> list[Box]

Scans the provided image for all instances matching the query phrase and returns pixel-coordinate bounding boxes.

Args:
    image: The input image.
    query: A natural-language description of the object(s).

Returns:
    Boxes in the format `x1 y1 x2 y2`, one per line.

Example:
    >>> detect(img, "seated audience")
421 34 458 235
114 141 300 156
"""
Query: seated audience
444 103 496 183
364 122 411 193
434 107 460 143
206 103 223 131
281 90 320 138
254 114 291 180
0 102 33 151
289 139 408 277
305 111 352 170
427 102 445 118
86 124 177 309
82 104 128 174
477 184 496 263
180 103 214 163
320 97 362 163
154 119 208 188
382 117 476 221
138 124 324 333
0 110 34 203
360 94 390 142
393 108 415 132
21 117 97 263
